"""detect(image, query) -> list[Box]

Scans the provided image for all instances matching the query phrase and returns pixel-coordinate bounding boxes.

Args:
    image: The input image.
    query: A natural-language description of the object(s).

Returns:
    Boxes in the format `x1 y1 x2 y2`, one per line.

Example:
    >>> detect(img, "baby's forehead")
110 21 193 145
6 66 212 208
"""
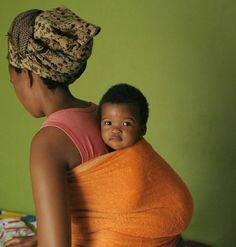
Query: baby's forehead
102 102 141 117
102 102 137 110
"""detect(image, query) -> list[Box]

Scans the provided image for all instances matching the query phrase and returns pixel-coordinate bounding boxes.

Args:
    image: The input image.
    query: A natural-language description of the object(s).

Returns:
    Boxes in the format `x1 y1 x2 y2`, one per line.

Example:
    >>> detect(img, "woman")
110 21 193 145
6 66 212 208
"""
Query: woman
4 7 106 247
5 6 192 247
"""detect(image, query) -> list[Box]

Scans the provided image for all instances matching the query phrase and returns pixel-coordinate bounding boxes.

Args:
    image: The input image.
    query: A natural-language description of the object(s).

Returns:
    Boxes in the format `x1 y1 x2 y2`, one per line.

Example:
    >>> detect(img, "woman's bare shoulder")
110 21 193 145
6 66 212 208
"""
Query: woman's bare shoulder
31 126 81 169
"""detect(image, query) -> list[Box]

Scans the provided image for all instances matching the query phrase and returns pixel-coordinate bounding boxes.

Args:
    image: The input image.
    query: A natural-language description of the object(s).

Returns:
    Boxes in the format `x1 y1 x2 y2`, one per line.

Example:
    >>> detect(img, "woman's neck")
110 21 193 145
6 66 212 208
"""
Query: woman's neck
42 87 91 117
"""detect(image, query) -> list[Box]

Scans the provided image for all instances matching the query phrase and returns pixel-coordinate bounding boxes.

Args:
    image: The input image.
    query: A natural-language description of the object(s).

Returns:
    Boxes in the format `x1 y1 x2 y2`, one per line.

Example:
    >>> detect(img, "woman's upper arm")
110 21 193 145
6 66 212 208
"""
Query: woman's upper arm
30 127 73 247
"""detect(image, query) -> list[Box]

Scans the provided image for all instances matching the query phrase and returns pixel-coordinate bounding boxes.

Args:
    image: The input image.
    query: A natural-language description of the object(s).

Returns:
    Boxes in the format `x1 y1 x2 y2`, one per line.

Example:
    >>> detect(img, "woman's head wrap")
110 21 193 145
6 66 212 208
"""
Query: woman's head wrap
8 7 101 84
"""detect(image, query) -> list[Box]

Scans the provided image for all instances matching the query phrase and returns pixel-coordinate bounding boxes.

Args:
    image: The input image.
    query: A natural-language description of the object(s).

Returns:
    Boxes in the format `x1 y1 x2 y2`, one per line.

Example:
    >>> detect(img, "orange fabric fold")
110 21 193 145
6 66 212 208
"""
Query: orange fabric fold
67 139 193 247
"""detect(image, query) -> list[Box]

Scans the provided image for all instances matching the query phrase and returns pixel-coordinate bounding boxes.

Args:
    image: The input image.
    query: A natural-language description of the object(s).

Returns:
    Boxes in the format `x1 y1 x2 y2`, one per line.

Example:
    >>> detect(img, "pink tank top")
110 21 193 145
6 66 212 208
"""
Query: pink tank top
41 104 106 163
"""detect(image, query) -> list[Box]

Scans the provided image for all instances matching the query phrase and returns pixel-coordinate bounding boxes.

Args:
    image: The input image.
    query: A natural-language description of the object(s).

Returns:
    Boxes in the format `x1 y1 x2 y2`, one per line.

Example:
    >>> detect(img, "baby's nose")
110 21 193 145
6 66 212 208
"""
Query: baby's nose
111 127 121 133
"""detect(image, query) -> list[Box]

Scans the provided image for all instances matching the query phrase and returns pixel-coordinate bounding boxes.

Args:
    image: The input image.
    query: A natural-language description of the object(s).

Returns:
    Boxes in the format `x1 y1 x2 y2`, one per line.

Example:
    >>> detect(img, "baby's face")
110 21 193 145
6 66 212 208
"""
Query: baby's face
101 103 144 150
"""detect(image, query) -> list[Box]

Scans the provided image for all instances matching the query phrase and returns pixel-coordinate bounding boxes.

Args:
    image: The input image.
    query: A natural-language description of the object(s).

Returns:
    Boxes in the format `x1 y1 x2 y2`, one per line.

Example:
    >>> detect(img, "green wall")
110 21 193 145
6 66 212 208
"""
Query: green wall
0 1 235 246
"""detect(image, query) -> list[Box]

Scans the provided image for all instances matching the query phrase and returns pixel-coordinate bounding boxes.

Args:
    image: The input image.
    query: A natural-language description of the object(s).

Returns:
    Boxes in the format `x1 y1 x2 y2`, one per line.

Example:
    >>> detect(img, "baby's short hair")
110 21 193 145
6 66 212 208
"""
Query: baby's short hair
98 83 149 126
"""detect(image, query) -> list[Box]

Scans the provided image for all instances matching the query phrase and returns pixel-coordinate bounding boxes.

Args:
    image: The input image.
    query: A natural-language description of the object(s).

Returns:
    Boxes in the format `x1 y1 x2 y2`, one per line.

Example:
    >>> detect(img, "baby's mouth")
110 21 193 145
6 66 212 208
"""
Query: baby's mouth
109 135 122 141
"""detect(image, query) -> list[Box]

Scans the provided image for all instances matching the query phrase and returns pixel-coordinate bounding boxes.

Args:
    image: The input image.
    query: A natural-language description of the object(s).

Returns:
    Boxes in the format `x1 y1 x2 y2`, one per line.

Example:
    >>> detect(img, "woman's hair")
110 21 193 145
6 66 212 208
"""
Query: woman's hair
98 83 149 126
11 63 87 90
8 7 100 88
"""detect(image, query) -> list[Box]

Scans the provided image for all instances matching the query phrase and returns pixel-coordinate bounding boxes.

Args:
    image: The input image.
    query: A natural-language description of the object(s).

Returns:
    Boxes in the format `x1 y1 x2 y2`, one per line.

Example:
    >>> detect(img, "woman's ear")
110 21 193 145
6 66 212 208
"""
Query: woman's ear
21 68 33 88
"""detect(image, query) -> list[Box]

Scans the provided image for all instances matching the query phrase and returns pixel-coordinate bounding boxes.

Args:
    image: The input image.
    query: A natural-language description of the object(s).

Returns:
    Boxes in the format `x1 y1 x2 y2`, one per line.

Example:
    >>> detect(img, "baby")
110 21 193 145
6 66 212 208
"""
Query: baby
97 84 192 247
98 83 149 151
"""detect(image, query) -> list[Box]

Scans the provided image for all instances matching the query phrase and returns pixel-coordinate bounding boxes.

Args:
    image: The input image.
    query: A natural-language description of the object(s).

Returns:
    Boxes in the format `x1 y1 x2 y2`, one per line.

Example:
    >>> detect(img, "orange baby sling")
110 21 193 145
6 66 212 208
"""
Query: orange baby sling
67 139 193 247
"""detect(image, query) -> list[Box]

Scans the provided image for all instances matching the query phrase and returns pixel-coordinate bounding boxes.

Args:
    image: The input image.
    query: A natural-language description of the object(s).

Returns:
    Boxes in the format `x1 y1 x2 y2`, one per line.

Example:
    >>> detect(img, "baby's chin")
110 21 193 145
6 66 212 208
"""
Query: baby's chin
106 142 137 152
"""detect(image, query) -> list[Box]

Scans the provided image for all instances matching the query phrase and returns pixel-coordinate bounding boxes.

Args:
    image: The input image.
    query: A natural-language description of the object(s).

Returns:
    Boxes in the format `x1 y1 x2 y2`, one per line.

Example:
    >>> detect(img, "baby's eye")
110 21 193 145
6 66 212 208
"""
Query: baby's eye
104 120 112 126
123 121 131 126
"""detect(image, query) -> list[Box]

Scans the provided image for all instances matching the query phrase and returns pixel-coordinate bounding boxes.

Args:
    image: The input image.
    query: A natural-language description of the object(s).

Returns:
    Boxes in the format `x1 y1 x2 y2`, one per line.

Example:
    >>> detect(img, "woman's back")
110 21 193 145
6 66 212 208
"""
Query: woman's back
41 104 106 166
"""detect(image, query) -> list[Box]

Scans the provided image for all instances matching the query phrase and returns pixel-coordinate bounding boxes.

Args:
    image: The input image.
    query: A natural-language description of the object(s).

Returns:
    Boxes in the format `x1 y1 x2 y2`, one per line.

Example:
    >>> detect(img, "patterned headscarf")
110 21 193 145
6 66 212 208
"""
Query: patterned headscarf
8 7 101 84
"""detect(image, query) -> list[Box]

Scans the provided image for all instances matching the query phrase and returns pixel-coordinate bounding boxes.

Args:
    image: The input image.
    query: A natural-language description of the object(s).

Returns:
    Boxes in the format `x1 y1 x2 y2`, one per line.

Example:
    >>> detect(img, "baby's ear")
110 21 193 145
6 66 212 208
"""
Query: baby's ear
141 125 147 136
